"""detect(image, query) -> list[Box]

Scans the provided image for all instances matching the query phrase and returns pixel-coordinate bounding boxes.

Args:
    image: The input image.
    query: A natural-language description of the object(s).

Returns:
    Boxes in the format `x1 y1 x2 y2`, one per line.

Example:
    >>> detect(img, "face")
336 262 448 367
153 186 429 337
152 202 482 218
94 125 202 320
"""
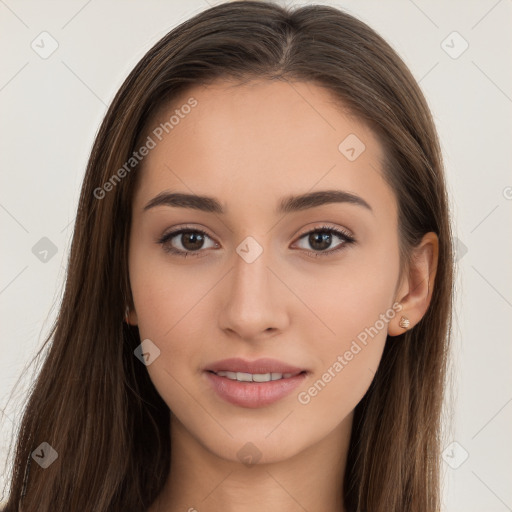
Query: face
128 79 402 464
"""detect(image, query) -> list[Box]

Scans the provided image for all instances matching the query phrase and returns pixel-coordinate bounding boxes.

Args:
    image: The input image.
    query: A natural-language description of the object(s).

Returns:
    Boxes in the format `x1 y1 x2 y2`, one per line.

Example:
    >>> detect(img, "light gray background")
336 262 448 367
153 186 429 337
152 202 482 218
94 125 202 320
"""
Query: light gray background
1 1 511 510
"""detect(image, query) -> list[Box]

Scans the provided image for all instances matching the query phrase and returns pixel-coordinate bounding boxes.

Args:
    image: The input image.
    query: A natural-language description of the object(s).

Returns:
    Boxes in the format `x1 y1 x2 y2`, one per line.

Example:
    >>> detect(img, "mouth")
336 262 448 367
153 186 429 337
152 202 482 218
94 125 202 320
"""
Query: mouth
204 357 308 378
203 357 309 407
205 369 307 382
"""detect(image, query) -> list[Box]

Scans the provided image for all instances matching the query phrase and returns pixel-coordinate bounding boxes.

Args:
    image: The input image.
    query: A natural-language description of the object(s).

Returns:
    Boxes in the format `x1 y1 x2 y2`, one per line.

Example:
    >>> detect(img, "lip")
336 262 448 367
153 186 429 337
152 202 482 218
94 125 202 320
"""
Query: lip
204 370 308 408
203 357 309 409
204 357 306 376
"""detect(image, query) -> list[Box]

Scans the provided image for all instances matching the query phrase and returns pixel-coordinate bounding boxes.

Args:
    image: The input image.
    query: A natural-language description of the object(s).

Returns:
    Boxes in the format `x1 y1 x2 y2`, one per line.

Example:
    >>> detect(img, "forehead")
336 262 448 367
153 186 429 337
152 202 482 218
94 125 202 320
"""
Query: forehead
133 79 396 220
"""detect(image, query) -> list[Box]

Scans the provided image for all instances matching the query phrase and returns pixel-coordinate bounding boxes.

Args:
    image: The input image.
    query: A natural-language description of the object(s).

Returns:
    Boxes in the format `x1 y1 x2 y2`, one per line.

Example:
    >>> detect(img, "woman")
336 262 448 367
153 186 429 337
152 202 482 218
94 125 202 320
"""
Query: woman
2 1 453 511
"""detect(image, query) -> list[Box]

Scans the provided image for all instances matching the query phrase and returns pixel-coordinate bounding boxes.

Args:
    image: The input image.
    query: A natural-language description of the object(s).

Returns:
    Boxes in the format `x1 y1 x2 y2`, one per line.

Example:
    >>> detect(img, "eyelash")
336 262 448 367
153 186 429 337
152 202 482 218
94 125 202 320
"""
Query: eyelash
157 224 356 259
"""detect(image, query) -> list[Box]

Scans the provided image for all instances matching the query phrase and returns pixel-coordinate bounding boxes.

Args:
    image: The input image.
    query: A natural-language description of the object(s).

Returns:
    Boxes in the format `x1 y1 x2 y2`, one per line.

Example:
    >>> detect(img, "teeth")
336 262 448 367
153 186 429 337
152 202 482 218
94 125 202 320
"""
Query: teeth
254 373 272 382
215 371 296 382
236 372 252 382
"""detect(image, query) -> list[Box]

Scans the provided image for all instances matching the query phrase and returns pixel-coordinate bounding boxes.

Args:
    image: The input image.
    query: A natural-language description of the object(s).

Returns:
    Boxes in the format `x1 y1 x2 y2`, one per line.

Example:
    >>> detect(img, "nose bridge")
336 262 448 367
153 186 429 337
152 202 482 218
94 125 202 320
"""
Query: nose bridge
232 237 270 297
218 235 287 338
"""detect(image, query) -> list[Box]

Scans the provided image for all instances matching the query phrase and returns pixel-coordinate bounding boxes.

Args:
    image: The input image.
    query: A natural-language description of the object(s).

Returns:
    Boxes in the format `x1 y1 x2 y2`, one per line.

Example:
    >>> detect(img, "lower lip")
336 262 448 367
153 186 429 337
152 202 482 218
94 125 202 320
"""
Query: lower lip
204 371 307 408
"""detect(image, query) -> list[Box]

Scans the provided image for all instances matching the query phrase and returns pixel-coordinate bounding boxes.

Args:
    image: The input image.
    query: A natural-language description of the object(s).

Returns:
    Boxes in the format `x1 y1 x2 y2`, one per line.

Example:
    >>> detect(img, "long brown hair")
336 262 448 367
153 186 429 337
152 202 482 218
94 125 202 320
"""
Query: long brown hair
1 1 454 510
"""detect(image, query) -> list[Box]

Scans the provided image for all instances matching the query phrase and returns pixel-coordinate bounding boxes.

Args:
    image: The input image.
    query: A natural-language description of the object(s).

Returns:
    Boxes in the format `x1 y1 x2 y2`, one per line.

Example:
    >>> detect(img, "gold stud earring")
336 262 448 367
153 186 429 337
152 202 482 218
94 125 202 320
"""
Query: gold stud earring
398 316 410 330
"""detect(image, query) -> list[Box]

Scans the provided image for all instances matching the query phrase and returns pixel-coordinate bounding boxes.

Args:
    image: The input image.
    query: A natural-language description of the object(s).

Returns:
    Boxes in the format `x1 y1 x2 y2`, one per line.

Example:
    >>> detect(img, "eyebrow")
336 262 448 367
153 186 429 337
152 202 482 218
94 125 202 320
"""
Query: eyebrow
143 189 373 215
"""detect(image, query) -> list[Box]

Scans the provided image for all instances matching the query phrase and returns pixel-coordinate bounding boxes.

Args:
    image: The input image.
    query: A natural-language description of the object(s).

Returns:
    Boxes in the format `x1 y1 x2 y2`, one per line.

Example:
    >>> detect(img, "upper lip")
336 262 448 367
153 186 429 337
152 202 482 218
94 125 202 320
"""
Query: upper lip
205 357 307 376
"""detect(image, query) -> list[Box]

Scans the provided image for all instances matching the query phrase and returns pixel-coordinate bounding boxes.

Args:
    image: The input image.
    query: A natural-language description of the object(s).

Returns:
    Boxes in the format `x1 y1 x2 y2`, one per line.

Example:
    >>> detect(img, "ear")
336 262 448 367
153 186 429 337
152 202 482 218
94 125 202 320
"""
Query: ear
388 232 439 336
125 305 139 326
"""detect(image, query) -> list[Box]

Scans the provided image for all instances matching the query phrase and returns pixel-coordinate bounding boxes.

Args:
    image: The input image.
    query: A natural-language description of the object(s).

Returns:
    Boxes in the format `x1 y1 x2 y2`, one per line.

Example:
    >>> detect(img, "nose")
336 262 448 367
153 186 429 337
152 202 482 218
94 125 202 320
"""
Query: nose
217 242 289 341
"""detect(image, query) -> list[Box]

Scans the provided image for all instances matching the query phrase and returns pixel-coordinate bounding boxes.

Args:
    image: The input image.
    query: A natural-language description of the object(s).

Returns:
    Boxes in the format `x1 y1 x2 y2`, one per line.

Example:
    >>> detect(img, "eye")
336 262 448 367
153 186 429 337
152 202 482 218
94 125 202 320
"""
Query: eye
157 227 218 258
293 225 355 258
157 224 355 258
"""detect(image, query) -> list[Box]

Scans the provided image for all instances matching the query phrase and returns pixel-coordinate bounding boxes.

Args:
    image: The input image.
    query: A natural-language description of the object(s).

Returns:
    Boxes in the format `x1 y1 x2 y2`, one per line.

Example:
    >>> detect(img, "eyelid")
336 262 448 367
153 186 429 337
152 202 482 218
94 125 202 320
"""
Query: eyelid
291 224 355 258
158 224 216 243
157 224 218 255
294 223 354 240
158 223 354 243
157 223 356 258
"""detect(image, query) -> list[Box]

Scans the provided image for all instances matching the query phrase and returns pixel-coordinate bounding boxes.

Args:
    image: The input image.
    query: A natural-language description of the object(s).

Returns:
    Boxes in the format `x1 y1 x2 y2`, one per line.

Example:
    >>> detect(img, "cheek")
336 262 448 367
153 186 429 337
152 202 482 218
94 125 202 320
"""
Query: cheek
129 239 211 338
129 260 213 412
301 290 390 409
294 281 392 423
128 247 217 388
292 244 399 342
293 250 399 411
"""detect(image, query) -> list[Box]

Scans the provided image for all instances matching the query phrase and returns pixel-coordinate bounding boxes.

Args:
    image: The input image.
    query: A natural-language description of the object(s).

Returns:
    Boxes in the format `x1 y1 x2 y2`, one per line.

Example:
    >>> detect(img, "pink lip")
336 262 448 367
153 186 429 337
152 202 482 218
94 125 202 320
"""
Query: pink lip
204 371 307 408
203 358 309 408
204 357 306 375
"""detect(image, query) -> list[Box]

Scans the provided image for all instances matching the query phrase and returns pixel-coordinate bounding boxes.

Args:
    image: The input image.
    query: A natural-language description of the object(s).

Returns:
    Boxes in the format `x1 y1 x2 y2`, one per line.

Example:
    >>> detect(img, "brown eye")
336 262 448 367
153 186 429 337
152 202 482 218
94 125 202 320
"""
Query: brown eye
178 231 206 251
158 228 217 257
294 225 355 258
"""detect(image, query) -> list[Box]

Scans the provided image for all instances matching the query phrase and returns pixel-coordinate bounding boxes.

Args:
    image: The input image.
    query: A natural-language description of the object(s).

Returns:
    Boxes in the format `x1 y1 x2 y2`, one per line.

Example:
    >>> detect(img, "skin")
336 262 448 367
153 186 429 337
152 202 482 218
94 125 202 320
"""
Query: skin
127 79 438 512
